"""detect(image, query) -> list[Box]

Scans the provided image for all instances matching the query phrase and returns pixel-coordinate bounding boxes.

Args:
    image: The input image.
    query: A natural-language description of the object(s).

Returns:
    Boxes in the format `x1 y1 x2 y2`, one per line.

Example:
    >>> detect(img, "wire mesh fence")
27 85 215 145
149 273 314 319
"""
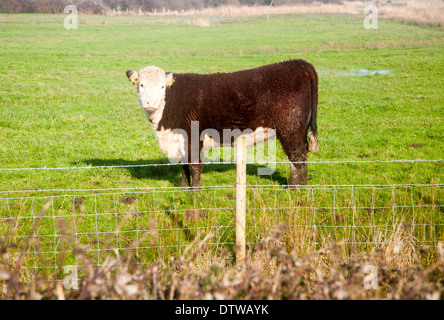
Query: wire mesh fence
1 181 442 282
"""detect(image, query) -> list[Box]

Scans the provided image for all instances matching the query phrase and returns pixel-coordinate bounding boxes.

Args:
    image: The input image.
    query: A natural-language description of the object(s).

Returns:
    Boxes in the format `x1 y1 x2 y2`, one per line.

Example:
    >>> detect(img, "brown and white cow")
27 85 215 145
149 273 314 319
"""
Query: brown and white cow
126 60 318 187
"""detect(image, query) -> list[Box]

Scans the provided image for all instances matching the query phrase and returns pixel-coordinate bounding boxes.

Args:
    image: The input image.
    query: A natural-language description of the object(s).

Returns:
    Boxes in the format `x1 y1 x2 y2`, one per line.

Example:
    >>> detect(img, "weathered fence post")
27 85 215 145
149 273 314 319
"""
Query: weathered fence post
236 136 247 262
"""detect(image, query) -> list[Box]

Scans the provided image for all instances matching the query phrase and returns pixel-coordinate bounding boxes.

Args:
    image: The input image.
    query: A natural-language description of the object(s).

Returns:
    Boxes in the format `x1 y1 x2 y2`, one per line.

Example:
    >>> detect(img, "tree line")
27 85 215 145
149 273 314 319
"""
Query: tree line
0 0 347 14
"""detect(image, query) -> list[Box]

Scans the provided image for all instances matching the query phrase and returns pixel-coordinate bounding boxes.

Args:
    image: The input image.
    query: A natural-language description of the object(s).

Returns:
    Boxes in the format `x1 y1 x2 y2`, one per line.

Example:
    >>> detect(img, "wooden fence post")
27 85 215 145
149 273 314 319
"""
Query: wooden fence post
236 136 247 262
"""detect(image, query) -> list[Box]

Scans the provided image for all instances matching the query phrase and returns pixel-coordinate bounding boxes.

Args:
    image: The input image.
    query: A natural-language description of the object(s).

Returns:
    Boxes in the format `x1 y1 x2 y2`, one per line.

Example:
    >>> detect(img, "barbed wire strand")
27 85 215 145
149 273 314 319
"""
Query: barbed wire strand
0 183 442 196
0 158 442 172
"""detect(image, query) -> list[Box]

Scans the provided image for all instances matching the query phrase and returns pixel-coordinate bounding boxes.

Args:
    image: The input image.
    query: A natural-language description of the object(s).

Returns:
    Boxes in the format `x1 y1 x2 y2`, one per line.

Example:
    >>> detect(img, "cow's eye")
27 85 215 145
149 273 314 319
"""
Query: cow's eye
161 86 165 89
140 84 144 88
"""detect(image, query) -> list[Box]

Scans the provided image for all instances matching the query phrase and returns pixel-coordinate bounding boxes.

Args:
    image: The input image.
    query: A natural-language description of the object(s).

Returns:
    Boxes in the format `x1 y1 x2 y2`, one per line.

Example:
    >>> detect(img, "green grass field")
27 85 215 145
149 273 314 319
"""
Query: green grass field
1 14 443 189
0 13 443 278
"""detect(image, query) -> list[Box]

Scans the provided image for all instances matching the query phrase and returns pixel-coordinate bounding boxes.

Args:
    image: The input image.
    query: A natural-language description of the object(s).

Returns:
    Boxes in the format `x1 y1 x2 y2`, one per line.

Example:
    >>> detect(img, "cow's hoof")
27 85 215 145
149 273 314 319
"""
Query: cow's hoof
180 181 191 188
287 179 306 189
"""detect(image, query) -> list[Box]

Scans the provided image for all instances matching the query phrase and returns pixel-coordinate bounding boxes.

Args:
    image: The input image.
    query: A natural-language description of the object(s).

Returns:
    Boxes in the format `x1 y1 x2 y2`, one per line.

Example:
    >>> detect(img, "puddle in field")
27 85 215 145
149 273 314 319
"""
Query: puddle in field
347 69 391 76
319 69 391 77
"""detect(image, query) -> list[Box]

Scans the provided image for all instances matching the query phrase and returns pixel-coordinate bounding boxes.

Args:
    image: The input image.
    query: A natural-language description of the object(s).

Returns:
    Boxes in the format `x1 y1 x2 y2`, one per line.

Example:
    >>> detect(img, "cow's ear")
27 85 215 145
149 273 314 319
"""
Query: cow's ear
126 70 138 84
166 73 174 87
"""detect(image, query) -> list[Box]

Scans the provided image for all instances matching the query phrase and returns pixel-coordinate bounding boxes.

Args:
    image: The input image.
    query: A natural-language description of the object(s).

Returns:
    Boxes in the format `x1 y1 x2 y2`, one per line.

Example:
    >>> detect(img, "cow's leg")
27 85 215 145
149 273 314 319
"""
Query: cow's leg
186 141 203 188
279 131 308 188
180 164 191 187
189 164 203 188
288 153 307 187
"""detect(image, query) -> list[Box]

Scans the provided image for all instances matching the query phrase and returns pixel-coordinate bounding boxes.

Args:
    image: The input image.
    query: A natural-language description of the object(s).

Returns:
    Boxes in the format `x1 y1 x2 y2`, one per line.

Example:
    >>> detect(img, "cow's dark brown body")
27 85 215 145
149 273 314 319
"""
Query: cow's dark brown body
156 59 318 187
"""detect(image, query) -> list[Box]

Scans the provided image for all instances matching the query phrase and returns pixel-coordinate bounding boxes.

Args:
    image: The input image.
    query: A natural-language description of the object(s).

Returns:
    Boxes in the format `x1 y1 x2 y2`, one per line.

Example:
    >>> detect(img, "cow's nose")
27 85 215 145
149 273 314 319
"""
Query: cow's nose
145 101 156 110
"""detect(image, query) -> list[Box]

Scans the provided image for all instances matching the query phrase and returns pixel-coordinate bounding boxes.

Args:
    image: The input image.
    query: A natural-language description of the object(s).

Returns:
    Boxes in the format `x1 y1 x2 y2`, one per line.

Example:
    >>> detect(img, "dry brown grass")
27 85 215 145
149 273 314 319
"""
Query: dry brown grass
378 1 444 28
182 1 444 29
1 185 442 300
1 214 443 300
98 0 444 28
3 1 440 28
145 3 359 18
109 1 444 29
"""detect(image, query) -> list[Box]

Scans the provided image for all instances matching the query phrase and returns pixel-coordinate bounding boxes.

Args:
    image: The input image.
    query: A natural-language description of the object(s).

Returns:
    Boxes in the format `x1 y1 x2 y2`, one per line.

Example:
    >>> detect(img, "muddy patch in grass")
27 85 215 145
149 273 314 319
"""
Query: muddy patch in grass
72 197 84 213
358 151 379 158
120 196 137 205
184 209 207 221
347 69 391 76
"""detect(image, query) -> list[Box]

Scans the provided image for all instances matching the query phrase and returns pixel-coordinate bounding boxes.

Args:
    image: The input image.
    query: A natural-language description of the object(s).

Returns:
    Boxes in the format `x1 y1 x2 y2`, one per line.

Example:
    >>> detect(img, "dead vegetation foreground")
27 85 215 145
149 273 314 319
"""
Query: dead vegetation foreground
1 223 443 300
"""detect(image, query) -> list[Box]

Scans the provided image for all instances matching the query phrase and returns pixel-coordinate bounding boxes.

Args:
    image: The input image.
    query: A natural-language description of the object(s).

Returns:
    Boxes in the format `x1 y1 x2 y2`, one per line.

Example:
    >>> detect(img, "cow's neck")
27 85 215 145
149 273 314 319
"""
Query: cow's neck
146 101 166 131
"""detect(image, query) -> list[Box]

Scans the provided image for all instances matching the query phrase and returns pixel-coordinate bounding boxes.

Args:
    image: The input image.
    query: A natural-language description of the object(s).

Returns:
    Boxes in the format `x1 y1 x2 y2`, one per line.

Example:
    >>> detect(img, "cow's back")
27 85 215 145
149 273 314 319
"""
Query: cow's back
160 59 315 133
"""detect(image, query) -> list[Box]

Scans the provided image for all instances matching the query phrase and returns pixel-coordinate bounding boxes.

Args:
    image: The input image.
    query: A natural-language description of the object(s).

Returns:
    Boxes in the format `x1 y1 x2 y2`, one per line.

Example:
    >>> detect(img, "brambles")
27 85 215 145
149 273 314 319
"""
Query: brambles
1 213 443 300
0 227 443 300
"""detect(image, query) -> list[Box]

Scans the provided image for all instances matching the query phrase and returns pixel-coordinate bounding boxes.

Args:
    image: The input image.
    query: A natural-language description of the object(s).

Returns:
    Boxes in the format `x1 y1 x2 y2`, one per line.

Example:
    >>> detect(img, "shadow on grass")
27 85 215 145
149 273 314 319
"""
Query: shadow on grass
77 158 289 186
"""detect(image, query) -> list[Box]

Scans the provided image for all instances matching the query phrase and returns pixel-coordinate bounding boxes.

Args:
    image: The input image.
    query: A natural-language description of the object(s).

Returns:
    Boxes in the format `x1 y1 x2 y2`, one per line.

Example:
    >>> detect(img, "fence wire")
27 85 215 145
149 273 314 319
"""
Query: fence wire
0 158 442 172
0 158 442 283
0 183 442 281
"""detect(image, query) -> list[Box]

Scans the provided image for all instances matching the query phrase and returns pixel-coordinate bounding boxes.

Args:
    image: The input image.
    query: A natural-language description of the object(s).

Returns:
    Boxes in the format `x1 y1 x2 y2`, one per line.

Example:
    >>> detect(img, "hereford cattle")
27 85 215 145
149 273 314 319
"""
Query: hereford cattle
126 59 318 187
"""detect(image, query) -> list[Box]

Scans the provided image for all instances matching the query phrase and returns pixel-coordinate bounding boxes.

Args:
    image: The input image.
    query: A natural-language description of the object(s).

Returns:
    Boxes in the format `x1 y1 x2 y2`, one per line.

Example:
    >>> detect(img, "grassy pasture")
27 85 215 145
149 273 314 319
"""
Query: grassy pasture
0 14 443 189
0 13 443 282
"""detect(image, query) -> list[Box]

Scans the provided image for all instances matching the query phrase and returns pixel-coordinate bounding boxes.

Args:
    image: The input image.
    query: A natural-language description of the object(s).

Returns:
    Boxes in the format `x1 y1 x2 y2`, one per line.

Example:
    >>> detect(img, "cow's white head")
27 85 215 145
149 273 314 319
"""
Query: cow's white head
126 66 174 113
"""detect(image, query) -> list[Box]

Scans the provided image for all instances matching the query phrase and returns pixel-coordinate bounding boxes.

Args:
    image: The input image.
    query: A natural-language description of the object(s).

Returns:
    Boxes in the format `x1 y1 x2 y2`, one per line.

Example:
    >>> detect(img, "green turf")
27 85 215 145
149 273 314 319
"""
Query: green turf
0 13 442 273
0 14 442 190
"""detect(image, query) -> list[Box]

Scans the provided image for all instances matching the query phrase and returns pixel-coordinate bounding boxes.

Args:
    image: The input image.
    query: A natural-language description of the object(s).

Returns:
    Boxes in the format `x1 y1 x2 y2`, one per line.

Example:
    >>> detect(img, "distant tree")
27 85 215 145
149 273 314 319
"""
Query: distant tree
0 0 354 14
77 0 106 13
36 0 70 13
0 0 72 13
0 0 37 13
102 0 120 10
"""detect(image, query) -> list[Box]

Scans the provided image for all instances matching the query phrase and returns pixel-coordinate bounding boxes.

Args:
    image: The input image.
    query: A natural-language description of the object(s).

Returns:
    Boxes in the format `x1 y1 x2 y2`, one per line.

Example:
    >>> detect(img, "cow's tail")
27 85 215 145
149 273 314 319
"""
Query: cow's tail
307 64 319 152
